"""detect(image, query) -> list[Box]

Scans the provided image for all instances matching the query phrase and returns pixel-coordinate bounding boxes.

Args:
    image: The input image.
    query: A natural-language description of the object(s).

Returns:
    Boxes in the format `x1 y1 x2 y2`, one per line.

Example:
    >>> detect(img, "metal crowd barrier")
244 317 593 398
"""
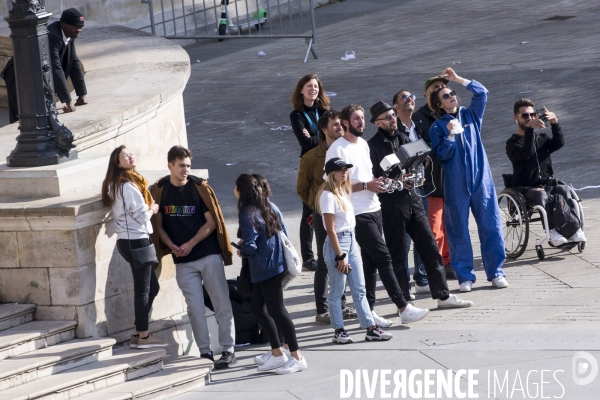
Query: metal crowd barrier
140 0 318 62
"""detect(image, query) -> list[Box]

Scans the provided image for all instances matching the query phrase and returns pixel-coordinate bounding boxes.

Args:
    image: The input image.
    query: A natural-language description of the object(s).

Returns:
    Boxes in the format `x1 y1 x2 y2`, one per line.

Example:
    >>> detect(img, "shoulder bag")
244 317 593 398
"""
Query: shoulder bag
122 195 159 270
280 230 301 289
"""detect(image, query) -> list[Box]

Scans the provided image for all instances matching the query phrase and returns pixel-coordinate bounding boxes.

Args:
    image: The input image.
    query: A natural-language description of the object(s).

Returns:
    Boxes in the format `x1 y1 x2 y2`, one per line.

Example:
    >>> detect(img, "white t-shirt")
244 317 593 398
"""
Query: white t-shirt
325 137 380 215
319 190 355 232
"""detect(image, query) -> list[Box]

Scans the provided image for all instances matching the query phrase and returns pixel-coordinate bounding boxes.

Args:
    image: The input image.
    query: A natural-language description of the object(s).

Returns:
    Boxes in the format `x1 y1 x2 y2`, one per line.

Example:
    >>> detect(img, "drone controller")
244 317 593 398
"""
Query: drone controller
379 140 431 193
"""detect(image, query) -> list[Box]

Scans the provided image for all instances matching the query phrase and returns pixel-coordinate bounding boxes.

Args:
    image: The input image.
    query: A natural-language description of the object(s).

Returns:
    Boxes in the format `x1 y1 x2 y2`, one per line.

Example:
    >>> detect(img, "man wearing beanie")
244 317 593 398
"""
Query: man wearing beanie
367 100 473 310
1 8 87 123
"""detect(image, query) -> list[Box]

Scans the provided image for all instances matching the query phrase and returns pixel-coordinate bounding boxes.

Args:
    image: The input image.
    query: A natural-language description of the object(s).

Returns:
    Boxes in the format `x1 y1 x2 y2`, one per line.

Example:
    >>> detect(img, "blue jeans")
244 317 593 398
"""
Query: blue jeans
323 230 374 330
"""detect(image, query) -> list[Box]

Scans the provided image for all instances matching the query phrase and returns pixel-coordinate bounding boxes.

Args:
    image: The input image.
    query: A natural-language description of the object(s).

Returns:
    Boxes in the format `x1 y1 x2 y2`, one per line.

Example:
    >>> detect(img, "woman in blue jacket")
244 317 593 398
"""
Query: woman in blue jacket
235 174 307 375
428 68 508 293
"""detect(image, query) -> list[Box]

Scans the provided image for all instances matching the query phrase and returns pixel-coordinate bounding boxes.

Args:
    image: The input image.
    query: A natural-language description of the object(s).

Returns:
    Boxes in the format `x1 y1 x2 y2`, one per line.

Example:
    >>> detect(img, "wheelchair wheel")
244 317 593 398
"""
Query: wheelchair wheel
498 189 529 258
578 242 585 253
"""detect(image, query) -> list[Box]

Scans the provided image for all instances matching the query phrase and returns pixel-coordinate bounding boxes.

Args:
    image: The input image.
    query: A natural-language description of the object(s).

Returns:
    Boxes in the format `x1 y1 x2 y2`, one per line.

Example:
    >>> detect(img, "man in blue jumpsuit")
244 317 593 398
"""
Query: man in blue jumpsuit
428 68 508 292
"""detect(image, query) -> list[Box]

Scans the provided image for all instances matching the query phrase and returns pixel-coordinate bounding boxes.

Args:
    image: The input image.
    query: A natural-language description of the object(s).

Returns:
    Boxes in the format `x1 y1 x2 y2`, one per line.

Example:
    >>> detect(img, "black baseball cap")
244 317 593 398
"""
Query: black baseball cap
61 8 85 27
325 158 353 175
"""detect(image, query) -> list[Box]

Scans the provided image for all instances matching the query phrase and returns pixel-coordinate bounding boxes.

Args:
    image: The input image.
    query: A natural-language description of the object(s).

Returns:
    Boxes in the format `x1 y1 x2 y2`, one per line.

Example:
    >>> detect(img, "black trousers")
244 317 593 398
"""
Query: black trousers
2 64 19 124
300 202 315 262
519 185 574 229
313 212 346 314
380 192 449 300
117 238 160 332
354 210 408 310
251 272 299 352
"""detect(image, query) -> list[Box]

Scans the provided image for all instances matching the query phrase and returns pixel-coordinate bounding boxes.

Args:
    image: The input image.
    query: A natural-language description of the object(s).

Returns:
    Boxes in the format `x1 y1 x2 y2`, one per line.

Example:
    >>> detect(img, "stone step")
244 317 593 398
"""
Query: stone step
0 320 77 361
0 337 116 391
74 356 212 400
0 304 36 332
0 348 166 400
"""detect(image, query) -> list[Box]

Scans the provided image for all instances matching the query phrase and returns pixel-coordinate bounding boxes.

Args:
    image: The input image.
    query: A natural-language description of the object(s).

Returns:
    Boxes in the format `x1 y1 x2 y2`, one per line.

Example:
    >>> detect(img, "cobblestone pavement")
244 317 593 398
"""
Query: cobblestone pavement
172 0 600 398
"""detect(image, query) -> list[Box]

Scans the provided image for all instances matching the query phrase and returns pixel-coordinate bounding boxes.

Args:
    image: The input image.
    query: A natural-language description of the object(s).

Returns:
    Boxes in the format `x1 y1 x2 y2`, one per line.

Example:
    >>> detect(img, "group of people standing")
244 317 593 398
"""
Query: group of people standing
293 68 510 340
98 65 586 379
102 145 308 375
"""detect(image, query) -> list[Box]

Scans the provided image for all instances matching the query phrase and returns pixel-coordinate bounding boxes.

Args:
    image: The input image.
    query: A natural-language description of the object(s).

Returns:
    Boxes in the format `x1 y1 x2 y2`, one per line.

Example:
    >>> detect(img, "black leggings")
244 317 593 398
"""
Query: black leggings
117 238 160 332
251 272 299 352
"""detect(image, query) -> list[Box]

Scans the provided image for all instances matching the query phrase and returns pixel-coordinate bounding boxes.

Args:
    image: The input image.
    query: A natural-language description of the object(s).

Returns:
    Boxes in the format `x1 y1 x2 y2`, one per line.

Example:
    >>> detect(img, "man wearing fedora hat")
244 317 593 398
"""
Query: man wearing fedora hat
1 8 88 123
367 100 473 309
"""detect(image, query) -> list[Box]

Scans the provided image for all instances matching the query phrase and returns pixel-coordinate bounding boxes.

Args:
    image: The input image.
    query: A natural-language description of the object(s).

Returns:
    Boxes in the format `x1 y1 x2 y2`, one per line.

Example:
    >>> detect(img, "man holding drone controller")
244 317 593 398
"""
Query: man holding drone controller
367 101 473 310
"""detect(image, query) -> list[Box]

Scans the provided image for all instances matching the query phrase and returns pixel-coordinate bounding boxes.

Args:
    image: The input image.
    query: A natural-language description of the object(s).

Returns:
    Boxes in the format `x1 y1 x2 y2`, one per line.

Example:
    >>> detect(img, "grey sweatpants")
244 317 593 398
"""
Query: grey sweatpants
175 254 235 354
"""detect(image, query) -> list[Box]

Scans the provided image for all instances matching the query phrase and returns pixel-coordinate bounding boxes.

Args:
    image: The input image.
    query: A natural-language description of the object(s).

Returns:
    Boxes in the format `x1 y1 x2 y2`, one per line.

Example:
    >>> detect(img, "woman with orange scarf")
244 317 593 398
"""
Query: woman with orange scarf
101 145 167 349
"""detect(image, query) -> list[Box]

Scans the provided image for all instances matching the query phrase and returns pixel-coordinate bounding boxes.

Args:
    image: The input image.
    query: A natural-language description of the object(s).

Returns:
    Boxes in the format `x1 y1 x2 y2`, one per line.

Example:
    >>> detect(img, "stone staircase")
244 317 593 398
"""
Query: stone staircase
0 304 213 399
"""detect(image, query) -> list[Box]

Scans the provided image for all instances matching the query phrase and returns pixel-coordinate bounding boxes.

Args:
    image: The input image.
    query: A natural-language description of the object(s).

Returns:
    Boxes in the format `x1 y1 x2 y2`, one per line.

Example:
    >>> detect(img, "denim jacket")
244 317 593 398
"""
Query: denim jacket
239 202 289 283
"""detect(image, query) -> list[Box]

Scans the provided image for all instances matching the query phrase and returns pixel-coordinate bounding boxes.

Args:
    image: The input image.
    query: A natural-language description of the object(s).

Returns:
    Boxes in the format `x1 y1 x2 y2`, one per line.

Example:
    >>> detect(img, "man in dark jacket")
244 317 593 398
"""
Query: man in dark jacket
1 8 87 123
506 98 586 246
367 100 472 310
412 75 454 279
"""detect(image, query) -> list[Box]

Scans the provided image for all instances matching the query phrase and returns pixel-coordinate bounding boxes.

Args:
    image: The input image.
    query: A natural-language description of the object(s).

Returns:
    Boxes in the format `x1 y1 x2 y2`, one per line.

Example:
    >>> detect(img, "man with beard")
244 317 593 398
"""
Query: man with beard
325 104 430 327
367 101 472 310
296 110 357 324
412 76 455 279
506 99 585 246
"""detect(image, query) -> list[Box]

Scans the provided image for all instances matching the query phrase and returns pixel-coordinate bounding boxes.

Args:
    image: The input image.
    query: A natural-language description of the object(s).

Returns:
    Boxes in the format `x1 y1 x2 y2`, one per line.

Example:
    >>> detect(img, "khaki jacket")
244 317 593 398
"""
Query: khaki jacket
149 175 233 266
296 141 327 210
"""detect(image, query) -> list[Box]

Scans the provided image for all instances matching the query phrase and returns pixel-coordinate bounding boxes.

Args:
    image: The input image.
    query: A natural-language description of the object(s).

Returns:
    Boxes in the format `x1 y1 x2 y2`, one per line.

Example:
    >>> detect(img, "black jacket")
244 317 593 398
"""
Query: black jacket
506 123 564 187
367 127 422 208
48 21 87 103
290 105 323 157
412 104 444 198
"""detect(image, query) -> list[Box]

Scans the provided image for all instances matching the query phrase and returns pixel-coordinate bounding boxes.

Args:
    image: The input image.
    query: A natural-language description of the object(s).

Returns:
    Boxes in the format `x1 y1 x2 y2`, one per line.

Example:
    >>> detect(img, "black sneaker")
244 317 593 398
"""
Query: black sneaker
302 259 317 272
444 264 457 280
332 329 354 344
365 325 393 341
200 351 214 362
214 351 237 369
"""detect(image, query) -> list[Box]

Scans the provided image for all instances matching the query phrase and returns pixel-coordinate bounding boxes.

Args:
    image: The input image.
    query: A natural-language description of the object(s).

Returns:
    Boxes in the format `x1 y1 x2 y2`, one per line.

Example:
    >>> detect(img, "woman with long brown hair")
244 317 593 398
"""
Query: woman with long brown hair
235 173 307 374
101 145 167 349
290 73 331 272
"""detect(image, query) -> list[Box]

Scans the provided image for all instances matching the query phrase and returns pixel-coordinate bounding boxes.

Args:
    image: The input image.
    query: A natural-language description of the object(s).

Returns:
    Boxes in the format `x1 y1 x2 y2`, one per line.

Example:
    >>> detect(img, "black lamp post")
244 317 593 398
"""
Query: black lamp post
5 0 76 167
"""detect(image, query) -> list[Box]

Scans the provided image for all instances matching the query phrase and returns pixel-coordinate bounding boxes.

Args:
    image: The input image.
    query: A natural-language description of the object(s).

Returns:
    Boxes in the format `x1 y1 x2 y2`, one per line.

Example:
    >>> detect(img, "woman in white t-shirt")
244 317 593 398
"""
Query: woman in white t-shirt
316 158 393 344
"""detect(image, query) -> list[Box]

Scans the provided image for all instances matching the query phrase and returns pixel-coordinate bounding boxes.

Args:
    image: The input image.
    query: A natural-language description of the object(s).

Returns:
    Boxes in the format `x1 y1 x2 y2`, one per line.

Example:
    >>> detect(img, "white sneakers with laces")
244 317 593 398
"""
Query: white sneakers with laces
414 284 431 294
371 310 393 328
459 281 473 292
398 303 429 324
257 353 288 371
568 228 587 243
275 356 308 374
492 276 509 289
438 294 473 308
549 229 568 247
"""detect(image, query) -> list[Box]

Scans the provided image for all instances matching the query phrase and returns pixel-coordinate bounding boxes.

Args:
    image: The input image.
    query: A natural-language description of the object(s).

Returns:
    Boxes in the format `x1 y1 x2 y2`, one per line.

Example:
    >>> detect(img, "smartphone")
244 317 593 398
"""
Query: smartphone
536 109 548 122
231 241 240 250
344 265 353 275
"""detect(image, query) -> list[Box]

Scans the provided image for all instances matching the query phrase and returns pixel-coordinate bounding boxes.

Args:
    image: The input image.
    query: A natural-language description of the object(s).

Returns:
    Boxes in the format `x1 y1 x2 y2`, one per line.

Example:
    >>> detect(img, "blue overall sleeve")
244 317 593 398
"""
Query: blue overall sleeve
464 80 488 133
429 120 457 162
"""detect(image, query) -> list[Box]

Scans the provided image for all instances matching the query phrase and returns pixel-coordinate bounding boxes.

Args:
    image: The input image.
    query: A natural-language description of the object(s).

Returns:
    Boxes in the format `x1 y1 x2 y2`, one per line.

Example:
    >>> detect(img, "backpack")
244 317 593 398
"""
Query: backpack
550 194 580 239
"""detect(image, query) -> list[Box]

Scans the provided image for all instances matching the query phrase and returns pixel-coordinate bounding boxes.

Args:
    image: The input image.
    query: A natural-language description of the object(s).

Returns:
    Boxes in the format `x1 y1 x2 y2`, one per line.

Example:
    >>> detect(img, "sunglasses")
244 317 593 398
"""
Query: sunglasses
441 91 456 100
377 113 397 122
401 94 416 101
520 113 537 120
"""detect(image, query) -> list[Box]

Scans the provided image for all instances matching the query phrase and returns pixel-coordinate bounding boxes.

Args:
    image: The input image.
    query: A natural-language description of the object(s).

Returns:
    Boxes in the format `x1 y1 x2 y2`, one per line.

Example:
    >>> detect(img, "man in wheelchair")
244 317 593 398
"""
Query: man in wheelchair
506 99 586 247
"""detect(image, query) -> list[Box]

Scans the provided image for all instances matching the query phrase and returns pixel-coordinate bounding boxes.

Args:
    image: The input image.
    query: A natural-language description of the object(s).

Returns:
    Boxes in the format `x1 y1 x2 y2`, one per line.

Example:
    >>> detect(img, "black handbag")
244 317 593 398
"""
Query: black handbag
122 196 159 270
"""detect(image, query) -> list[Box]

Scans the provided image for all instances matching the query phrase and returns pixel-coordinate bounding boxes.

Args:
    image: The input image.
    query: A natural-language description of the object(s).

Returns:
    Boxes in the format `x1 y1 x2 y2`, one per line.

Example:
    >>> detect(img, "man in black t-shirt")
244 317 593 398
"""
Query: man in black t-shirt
156 146 236 369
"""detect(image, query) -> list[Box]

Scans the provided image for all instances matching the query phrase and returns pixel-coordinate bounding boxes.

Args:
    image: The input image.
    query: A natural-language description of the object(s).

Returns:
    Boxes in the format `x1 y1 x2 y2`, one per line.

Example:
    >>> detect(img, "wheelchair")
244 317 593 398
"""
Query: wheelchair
497 174 585 260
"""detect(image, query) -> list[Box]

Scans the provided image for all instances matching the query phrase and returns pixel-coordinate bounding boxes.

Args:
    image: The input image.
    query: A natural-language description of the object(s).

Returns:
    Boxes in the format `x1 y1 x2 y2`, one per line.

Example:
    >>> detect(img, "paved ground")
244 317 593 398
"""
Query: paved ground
172 0 600 398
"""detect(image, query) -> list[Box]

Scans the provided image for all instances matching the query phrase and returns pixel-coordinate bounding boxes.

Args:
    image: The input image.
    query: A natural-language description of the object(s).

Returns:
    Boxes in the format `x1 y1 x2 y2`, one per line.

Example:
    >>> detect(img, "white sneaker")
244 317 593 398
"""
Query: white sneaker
275 356 307 374
414 284 430 294
371 310 393 328
549 229 568 246
438 294 473 308
410 292 416 301
459 281 473 292
257 353 288 371
492 276 509 289
568 228 587 243
254 348 291 366
254 350 271 366
398 303 429 324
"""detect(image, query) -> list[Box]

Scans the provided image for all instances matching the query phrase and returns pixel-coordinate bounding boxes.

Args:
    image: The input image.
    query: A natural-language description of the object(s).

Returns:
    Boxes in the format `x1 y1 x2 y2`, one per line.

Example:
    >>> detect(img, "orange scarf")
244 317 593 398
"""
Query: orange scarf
124 170 153 208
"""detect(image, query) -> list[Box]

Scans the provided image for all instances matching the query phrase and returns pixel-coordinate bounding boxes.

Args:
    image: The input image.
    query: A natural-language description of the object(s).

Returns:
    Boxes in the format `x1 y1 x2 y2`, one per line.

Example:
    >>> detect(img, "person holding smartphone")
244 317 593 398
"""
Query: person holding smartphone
317 158 393 344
